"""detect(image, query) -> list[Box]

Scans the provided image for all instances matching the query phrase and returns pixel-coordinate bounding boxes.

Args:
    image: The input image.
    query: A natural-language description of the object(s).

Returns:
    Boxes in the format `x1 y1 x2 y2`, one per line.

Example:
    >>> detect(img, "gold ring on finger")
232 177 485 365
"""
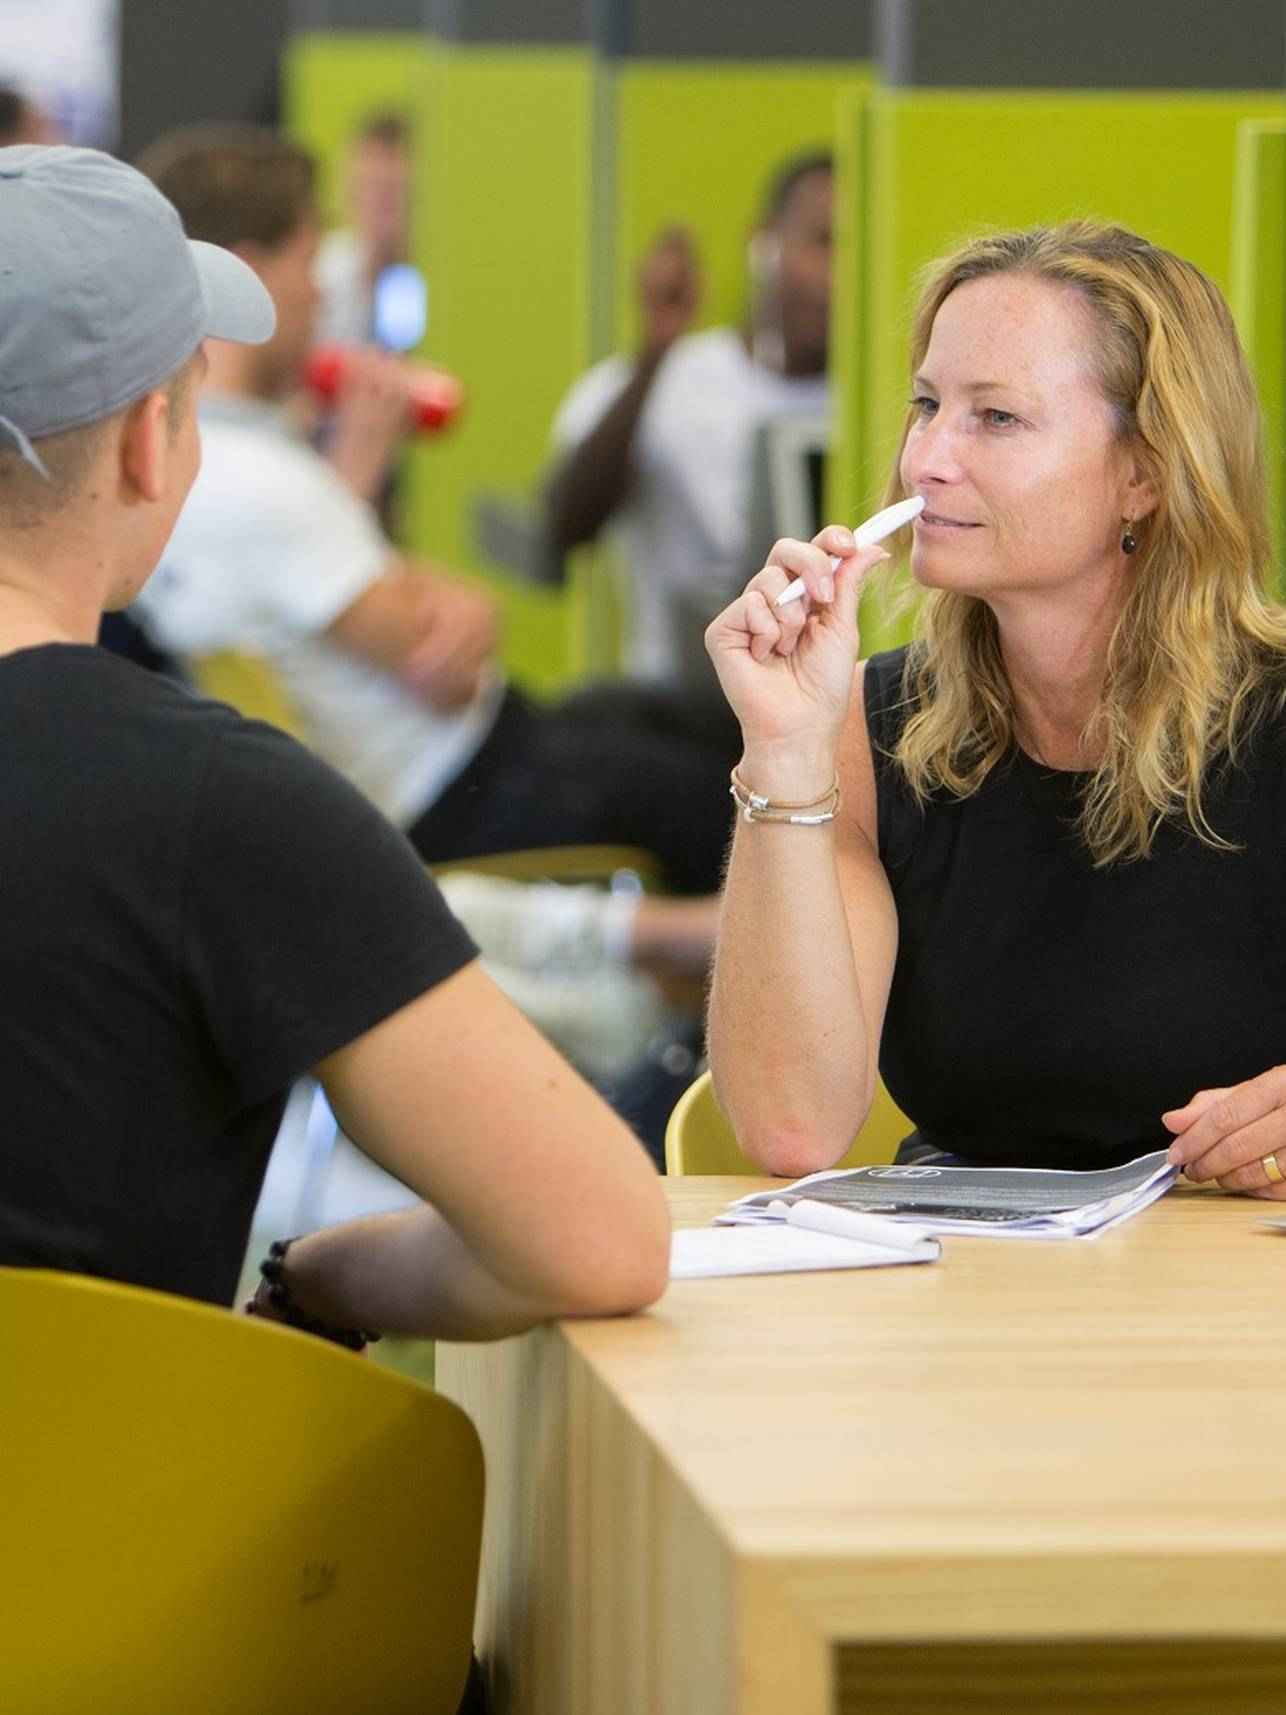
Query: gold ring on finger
1262 1152 1284 1185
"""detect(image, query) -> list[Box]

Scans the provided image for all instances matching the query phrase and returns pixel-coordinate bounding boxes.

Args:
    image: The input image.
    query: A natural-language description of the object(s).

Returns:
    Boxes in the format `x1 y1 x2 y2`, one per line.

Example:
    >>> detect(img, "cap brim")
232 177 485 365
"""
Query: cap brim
189 239 276 345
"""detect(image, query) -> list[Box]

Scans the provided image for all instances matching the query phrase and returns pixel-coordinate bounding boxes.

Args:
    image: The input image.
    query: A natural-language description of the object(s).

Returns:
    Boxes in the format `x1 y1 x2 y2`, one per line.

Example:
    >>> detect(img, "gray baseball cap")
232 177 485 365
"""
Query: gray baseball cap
0 143 275 475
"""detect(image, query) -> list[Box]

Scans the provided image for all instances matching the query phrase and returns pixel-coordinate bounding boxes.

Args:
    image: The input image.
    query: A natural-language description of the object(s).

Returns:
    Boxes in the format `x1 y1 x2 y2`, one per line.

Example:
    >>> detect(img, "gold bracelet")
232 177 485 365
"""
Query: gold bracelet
729 767 840 826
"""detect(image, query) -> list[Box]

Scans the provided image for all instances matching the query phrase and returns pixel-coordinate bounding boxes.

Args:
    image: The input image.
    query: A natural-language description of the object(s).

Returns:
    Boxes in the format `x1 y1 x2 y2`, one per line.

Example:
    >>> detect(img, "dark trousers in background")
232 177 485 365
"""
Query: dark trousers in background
408 684 739 897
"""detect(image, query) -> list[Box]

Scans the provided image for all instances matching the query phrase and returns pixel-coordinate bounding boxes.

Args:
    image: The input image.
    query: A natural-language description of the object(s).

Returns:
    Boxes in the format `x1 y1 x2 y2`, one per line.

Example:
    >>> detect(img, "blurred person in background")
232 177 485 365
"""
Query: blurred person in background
544 152 834 743
309 110 429 534
315 109 416 350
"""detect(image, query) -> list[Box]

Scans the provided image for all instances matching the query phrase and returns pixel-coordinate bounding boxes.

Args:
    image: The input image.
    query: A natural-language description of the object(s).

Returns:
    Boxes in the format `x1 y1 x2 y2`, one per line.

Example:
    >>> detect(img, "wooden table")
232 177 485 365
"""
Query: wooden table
437 1179 1286 1714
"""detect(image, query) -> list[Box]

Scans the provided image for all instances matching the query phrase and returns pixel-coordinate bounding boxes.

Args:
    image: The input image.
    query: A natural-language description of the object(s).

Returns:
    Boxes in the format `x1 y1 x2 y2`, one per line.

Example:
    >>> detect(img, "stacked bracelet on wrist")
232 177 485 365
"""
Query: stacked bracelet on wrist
729 766 840 826
245 1237 381 1353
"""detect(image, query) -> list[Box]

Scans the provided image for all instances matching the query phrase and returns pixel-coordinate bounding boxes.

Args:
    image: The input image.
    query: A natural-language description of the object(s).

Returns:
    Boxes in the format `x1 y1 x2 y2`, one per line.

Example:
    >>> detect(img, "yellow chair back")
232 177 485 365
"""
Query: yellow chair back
188 649 304 737
432 844 662 889
665 1068 911 1174
0 1267 483 1715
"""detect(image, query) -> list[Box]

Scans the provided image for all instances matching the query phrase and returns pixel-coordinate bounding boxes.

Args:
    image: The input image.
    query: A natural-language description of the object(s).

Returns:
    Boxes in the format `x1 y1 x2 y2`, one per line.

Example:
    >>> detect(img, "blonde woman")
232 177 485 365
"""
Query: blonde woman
705 219 1286 1200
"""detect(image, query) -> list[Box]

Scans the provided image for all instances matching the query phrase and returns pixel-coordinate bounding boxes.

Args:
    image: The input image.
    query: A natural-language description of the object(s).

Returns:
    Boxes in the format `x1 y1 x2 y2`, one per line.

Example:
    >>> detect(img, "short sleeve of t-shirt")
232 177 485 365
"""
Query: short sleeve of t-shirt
140 421 389 656
180 711 477 1106
551 355 634 453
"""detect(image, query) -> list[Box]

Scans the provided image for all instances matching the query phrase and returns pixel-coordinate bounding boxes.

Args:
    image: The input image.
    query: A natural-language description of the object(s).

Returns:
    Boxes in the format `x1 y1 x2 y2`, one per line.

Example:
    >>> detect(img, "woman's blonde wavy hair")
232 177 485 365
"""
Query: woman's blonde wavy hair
885 219 1286 866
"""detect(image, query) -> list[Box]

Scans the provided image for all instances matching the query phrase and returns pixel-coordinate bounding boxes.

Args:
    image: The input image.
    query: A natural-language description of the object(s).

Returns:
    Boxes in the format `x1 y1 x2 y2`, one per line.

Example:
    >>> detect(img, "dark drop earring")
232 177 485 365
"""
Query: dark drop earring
1121 519 1138 555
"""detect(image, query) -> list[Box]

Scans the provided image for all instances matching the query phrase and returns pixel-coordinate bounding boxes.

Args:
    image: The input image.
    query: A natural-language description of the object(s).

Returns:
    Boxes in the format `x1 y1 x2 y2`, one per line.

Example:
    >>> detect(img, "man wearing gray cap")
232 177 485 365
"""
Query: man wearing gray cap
0 149 667 1339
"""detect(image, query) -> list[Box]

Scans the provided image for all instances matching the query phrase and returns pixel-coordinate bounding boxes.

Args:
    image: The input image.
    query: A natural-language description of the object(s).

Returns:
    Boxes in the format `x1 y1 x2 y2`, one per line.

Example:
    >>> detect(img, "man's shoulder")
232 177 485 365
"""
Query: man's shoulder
675 328 828 406
78 647 258 743
661 325 747 379
73 652 358 819
1 645 251 794
195 404 336 505
672 325 742 362
645 329 778 420
10 641 199 709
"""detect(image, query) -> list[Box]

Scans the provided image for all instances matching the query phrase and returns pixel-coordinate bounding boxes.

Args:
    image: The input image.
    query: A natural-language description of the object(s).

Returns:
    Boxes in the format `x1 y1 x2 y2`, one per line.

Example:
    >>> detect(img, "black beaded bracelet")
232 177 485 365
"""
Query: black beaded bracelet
246 1238 381 1353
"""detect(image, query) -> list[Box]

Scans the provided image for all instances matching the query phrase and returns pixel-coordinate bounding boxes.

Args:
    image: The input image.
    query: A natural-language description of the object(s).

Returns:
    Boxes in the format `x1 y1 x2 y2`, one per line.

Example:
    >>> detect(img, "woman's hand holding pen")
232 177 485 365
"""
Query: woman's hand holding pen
1163 1067 1286 1198
705 527 889 790
705 528 894 1175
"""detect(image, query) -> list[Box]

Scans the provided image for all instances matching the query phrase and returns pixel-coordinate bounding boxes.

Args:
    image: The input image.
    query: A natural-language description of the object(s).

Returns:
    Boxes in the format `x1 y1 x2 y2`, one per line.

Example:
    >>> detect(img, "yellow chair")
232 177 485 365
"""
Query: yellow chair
0 1267 483 1715
188 648 305 738
665 1068 912 1174
431 843 661 889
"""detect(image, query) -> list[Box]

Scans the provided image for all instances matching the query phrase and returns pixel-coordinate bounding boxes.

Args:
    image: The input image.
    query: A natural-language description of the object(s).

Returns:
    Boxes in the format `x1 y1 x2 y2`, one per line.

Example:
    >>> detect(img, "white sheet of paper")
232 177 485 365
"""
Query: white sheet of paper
670 1225 939 1280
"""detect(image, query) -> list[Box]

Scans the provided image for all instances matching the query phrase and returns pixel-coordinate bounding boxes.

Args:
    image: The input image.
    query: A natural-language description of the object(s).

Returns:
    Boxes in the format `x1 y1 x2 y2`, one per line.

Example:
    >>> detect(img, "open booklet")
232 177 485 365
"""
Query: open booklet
671 1211 940 1280
716 1149 1177 1241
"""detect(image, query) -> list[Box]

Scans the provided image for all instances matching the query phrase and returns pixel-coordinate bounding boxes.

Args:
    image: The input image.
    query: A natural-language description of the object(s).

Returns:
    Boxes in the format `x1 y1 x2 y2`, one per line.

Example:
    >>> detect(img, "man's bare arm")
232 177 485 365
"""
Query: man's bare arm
545 226 700 551
326 559 499 710
278 962 671 1340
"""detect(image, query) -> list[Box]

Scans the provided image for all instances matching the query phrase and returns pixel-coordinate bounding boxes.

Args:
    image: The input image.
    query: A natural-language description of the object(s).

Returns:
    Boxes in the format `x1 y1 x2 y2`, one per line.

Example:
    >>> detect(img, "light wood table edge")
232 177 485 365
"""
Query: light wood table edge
440 1176 1286 1713
761 1547 1286 1644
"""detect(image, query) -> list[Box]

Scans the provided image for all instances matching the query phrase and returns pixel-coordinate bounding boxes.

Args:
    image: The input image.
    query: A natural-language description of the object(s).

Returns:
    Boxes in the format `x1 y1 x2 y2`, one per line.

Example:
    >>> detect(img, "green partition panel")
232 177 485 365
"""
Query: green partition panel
401 42 597 694
1231 119 1286 592
856 88 1286 652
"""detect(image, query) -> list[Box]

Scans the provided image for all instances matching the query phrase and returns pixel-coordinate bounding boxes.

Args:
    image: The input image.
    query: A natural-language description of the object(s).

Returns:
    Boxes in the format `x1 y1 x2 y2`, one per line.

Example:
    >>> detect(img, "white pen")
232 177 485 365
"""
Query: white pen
774 495 926 607
770 1196 938 1254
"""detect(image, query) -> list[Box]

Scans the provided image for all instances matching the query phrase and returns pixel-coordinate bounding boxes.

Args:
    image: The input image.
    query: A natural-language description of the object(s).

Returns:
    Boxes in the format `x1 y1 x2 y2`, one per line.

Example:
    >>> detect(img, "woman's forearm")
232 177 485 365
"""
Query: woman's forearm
708 763 874 1176
701 542 896 1178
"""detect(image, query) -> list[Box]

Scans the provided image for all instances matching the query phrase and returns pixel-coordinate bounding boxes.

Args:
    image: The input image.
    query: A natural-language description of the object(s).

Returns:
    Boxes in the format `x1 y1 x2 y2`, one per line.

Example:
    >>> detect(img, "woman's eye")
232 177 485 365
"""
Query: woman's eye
909 395 938 419
982 408 1020 429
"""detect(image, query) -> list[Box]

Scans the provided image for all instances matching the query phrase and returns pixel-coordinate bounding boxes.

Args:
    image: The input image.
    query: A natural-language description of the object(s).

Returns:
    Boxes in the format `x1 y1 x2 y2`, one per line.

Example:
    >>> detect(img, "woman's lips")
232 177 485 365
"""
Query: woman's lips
917 511 982 530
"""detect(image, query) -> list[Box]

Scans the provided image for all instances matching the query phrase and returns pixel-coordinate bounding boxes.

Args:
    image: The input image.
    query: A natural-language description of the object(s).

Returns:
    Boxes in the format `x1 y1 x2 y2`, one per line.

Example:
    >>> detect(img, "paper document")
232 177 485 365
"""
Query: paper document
717 1149 1176 1240
671 1222 939 1280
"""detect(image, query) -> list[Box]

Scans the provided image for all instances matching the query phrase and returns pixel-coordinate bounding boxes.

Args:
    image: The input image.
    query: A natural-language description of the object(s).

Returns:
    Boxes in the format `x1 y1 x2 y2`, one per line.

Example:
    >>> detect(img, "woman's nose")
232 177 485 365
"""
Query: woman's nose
904 414 964 487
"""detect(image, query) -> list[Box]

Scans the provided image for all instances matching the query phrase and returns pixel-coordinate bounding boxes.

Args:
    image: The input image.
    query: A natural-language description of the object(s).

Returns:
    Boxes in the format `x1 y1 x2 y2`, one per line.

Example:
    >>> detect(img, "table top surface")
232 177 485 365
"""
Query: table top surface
555 1177 1286 1637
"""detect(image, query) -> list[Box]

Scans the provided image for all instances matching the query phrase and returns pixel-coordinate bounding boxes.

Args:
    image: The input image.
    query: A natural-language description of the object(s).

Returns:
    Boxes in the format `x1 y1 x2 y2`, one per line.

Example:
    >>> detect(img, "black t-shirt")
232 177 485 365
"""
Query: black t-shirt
0 645 476 1305
865 646 1286 1170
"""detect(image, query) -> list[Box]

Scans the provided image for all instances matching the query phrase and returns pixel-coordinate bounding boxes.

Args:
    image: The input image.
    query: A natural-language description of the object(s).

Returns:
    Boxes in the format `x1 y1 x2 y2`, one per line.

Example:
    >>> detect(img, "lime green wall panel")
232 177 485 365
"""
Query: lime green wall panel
1231 119 1286 592
826 84 873 536
611 61 872 350
402 45 596 694
859 88 1286 652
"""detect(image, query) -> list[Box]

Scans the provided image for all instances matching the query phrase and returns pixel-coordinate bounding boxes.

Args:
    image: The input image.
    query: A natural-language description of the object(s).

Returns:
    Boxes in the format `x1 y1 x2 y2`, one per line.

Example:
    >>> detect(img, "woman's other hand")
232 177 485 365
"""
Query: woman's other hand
705 527 889 753
1163 1068 1286 1197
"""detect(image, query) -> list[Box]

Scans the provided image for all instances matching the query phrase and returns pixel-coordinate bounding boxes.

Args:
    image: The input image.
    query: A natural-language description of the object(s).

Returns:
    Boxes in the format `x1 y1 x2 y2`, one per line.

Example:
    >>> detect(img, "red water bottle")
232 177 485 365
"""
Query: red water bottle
304 344 465 434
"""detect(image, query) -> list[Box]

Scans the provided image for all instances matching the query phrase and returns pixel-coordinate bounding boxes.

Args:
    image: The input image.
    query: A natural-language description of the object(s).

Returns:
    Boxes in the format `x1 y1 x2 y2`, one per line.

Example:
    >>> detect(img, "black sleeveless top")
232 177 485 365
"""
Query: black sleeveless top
864 646 1286 1170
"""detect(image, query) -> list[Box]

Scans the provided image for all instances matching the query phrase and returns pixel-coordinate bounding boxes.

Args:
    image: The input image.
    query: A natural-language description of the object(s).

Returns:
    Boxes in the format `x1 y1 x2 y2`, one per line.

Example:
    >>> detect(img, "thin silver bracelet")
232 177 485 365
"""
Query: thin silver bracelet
729 768 841 826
